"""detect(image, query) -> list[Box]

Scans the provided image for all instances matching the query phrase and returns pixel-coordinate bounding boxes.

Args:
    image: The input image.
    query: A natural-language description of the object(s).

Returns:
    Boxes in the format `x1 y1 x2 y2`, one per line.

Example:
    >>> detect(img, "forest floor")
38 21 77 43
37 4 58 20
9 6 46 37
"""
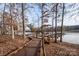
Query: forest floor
0 35 29 56
0 35 79 56
45 39 79 56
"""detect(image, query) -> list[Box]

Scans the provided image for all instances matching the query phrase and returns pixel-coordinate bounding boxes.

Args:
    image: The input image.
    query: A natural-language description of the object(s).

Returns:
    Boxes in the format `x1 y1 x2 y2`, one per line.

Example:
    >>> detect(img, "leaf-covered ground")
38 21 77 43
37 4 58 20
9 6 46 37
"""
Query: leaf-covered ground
0 35 29 56
45 40 79 56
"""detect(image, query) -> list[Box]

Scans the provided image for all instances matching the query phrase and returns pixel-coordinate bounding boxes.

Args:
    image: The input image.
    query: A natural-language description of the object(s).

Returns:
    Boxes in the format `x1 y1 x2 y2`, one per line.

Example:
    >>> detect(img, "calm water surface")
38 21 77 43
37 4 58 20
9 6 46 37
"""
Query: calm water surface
62 32 79 44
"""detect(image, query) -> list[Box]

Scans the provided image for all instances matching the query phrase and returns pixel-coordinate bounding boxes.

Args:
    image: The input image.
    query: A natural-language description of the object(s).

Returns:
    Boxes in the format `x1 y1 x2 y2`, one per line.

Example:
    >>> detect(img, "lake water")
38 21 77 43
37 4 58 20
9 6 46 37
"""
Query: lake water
18 32 79 44
62 32 79 44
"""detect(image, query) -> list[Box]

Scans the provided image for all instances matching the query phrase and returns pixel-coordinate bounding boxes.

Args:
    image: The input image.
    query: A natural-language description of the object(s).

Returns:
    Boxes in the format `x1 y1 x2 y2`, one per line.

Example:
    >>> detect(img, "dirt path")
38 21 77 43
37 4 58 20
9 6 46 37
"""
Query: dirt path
12 38 41 56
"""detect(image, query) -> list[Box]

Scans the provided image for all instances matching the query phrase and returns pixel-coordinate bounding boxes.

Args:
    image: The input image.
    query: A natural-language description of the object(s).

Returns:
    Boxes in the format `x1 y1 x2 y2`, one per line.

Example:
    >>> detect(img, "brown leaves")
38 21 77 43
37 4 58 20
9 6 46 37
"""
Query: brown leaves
4 15 18 30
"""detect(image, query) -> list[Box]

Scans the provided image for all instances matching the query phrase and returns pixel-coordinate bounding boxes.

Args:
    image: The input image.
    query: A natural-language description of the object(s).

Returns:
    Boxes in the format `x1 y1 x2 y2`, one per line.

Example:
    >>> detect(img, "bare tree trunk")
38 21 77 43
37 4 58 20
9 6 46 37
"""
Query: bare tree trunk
36 14 39 38
2 4 6 35
41 3 45 56
12 25 14 39
52 13 54 40
60 3 65 42
10 4 15 39
21 3 25 39
54 4 58 43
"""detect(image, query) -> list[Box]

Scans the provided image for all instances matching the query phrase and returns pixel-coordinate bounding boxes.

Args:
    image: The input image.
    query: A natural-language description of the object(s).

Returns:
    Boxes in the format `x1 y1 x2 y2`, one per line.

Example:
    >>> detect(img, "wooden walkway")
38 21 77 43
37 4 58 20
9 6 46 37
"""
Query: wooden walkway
11 38 41 56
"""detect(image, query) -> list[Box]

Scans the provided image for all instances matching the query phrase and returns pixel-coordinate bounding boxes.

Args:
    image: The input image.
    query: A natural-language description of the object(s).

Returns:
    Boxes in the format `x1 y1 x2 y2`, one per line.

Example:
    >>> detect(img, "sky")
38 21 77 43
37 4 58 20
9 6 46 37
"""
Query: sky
48 3 79 26
0 3 79 27
27 3 79 27
63 3 79 26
